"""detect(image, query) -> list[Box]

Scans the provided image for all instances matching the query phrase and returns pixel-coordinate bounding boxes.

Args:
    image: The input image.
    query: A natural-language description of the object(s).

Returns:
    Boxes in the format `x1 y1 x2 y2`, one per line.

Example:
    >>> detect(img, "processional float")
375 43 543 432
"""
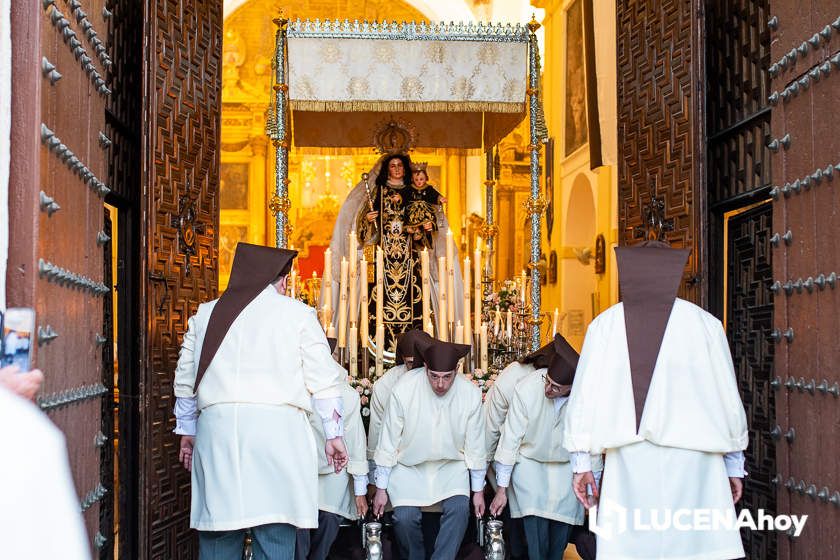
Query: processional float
266 16 549 369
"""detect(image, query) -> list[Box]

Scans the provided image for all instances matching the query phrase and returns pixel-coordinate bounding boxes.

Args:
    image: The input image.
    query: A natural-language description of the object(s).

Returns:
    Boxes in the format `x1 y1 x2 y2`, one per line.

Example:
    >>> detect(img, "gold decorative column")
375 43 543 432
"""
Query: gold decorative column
481 148 499 286
268 15 291 248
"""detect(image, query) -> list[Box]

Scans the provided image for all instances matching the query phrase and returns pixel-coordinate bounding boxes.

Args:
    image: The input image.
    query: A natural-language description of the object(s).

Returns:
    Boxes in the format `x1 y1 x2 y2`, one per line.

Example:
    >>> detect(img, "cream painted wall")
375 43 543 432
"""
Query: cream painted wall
536 0 618 349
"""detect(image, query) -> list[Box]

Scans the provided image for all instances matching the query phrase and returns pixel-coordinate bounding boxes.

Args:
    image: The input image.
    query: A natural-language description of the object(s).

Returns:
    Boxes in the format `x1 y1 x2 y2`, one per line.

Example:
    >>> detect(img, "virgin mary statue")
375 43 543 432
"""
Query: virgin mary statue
322 152 464 357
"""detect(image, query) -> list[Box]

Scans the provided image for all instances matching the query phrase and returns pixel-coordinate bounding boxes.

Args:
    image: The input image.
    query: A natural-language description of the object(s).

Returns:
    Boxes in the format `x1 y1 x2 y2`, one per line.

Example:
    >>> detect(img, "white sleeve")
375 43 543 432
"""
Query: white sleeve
374 465 392 489
173 396 198 436
353 474 370 496
469 469 487 492
300 309 345 399
723 450 746 477
313 397 344 439
173 315 199 398
493 461 513 488
570 451 592 473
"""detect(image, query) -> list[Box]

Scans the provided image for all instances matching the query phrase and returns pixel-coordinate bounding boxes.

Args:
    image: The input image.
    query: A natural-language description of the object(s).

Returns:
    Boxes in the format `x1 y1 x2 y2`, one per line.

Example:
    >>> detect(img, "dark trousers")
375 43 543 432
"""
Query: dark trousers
295 511 342 560
392 495 469 560
521 516 573 560
199 523 296 560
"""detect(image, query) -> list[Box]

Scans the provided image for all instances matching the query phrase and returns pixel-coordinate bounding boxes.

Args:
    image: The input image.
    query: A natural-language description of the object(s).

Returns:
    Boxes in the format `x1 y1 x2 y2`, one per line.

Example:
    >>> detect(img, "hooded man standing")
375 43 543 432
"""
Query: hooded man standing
563 242 748 560
372 339 487 560
173 243 349 560
489 336 603 560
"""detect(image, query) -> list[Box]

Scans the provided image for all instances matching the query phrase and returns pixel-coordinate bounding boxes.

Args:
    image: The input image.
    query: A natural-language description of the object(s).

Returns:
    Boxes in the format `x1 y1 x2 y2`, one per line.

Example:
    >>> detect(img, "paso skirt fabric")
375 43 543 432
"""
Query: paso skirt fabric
596 440 744 560
191 403 318 531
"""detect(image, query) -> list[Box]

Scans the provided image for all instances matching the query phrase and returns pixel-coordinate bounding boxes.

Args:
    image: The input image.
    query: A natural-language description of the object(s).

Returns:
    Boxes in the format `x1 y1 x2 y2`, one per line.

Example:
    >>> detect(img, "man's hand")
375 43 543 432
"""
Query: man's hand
472 491 486 518
355 495 369 519
729 477 743 504
179 436 195 472
573 471 599 509
489 487 507 517
366 211 379 222
0 366 44 401
372 488 388 518
325 437 348 473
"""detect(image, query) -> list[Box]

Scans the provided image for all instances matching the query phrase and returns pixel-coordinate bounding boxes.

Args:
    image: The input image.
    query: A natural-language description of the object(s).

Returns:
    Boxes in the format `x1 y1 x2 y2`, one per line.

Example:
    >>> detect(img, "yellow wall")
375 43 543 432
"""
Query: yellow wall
535 0 618 349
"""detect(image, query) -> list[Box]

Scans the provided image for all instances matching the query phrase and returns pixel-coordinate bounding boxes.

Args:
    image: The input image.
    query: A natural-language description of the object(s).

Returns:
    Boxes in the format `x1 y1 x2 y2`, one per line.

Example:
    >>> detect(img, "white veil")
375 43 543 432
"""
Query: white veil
321 155 465 345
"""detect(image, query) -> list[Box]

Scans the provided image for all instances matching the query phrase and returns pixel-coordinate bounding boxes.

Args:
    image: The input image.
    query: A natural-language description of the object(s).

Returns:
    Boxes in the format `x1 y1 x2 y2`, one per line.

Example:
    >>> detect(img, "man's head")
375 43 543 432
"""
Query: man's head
543 335 579 399
395 329 431 369
417 340 471 397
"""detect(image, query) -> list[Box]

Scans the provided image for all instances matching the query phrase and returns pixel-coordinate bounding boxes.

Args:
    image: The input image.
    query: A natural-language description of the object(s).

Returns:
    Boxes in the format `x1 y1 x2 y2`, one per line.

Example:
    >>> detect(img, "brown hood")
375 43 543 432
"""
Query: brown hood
615 241 689 432
395 329 432 366
547 334 579 385
521 335 560 370
418 339 471 372
194 243 298 390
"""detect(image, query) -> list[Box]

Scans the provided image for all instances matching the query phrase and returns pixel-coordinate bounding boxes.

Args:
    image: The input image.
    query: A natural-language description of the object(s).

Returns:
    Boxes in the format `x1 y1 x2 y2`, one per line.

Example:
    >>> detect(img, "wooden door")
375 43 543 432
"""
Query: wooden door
139 1 222 557
768 3 840 558
8 0 115 555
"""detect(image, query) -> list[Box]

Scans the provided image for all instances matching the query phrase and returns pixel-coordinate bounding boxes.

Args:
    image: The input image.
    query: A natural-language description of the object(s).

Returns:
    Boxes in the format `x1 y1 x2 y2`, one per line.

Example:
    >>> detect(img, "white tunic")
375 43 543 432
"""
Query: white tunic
564 299 748 559
495 371 602 524
368 363 409 460
483 360 534 459
308 383 369 521
174 286 346 530
374 369 487 507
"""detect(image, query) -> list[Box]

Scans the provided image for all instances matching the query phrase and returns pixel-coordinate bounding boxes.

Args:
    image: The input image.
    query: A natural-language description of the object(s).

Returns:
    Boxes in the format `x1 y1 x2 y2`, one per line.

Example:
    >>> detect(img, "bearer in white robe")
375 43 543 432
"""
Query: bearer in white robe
296 339 370 560
482 336 560 559
367 329 432 467
489 335 603 560
564 241 748 560
372 339 488 560
173 243 349 560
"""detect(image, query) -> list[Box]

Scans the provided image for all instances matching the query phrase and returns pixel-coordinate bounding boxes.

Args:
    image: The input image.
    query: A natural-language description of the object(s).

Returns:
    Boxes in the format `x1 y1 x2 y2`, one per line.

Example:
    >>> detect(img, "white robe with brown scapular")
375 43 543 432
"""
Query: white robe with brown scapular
563 299 748 560
174 286 345 531
496 370 603 525
308 383 369 521
368 363 409 461
374 369 487 507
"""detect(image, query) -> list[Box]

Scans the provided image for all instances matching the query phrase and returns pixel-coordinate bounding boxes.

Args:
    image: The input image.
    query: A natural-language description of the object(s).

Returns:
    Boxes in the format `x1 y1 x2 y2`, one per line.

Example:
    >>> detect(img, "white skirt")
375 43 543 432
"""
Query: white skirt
509 457 583 525
596 440 745 560
191 403 319 531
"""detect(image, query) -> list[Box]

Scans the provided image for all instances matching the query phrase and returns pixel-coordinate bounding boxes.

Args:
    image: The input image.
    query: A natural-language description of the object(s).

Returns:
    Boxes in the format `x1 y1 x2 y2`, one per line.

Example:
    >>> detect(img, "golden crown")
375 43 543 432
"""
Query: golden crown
410 161 428 172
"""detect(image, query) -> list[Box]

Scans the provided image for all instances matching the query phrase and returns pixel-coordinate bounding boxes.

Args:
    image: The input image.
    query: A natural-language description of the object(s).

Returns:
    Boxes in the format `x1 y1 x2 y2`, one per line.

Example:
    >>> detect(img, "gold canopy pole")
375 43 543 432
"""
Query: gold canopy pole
269 15 291 248
526 17 545 351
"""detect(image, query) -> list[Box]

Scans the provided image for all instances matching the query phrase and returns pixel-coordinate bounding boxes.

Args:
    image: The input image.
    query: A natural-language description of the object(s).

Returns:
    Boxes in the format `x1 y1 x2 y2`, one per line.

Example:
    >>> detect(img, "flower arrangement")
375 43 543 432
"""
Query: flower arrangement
348 375 374 419
465 367 499 401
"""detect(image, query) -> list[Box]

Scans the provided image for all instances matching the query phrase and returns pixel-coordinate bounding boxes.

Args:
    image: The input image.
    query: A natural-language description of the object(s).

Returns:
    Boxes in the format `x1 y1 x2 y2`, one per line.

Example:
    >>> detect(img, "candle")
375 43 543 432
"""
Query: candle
506 310 513 339
349 326 358 377
338 257 348 348
421 248 431 331
521 271 527 305
375 324 385 378
463 256 472 344
455 321 464 345
552 308 560 337
349 234 359 327
323 248 333 311
348 231 358 276
289 268 297 299
425 319 435 336
437 256 448 340
326 322 336 339
480 323 489 371
376 247 384 330
494 307 501 337
360 256 369 349
474 246 482 337
446 229 455 326
321 304 329 332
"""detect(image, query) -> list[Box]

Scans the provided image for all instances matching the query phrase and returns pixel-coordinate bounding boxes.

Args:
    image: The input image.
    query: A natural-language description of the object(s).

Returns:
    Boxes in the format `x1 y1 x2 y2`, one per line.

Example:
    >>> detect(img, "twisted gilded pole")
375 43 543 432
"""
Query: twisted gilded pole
269 15 291 248
482 148 498 285
526 17 544 350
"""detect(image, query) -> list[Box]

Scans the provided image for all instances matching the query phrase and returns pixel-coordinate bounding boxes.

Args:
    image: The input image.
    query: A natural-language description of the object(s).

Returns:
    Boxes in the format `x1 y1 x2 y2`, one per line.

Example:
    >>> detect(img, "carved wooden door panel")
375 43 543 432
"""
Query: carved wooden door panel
140 1 222 557
8 0 116 556
768 4 840 558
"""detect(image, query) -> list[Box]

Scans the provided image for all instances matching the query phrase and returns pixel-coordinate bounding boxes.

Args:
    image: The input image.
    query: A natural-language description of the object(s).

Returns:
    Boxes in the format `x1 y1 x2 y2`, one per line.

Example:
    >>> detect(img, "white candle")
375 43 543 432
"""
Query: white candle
321 304 329 332
437 256 448 340
455 321 464 345
521 271 527 305
494 307 501 337
349 234 359 327
474 246 482 337
360 256 369 349
446 229 455 326
338 257 348 348
480 323 488 371
463 256 472 344
421 248 431 331
552 307 559 337
289 268 297 299
349 326 358 377
323 248 333 312
375 324 385 378
506 310 513 339
326 322 336 339
376 247 384 329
